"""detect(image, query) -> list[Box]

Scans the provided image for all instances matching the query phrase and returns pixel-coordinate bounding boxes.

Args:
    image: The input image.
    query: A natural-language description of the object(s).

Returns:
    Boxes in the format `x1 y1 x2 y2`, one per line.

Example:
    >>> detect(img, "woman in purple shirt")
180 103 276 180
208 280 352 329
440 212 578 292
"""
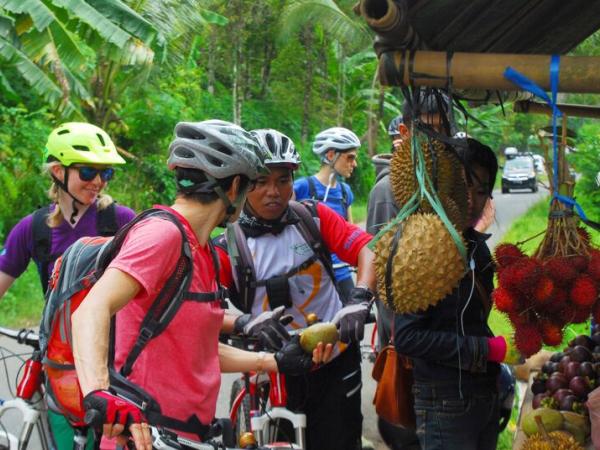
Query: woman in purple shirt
0 121 136 299
0 122 135 448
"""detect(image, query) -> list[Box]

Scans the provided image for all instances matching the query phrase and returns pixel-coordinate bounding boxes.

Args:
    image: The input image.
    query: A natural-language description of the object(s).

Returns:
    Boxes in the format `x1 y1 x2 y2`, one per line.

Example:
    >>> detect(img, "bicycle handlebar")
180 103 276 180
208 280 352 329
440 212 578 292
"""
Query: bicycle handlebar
0 326 40 350
84 408 271 449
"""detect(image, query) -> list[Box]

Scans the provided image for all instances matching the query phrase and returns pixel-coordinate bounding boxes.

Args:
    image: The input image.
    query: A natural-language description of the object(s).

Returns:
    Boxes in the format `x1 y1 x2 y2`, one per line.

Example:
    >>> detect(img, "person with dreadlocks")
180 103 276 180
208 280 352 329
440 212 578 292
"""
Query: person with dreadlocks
0 122 135 447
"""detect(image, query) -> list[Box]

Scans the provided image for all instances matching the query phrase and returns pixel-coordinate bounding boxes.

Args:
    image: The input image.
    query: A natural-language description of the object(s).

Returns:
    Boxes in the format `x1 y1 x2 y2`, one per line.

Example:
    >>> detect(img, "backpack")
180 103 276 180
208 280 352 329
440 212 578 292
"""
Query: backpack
216 200 339 314
39 208 226 435
306 176 349 219
31 202 119 294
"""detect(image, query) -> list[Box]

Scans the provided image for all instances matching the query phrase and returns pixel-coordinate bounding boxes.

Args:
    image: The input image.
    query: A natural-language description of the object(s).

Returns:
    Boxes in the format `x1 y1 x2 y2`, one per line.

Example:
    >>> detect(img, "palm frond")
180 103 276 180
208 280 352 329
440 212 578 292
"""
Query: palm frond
87 0 157 45
278 0 371 51
50 0 134 48
0 35 80 116
0 0 55 31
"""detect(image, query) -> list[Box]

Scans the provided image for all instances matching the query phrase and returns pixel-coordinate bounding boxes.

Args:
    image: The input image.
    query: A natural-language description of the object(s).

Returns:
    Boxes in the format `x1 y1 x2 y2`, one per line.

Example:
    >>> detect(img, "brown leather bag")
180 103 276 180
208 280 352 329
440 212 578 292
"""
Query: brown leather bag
371 341 416 428
372 226 416 428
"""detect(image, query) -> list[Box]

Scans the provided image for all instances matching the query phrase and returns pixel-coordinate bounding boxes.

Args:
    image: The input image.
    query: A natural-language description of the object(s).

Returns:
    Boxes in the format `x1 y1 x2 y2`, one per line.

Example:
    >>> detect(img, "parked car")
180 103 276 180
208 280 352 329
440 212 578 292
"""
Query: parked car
502 157 538 193
504 147 518 160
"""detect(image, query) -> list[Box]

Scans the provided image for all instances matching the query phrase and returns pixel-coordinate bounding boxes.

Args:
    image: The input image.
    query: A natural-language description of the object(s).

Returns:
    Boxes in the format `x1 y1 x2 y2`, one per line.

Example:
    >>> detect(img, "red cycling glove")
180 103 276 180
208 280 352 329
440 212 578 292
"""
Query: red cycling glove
83 389 144 428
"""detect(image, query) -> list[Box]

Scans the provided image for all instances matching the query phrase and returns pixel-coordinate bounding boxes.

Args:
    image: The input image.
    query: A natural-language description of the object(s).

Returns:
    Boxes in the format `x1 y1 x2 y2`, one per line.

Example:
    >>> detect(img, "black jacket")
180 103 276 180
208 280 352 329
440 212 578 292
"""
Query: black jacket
394 229 499 387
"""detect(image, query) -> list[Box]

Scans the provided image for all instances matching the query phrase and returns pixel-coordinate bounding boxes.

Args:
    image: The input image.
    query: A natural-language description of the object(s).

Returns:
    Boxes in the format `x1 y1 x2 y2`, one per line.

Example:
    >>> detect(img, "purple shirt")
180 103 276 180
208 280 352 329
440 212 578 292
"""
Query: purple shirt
0 202 136 279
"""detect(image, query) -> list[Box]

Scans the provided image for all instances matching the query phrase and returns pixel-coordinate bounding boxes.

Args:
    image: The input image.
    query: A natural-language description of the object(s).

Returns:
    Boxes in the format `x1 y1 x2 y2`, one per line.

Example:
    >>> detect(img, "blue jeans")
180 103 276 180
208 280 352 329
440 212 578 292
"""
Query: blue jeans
412 381 500 450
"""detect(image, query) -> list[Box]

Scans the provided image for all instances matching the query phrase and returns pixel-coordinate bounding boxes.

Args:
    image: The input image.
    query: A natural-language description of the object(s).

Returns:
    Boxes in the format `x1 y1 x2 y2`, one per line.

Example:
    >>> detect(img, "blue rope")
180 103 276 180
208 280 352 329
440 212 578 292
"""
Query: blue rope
503 57 595 224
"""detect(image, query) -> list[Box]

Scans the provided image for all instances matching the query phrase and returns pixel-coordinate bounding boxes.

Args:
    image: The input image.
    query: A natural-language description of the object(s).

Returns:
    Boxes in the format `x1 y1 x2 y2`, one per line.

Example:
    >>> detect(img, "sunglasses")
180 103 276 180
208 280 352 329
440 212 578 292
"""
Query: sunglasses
74 166 115 182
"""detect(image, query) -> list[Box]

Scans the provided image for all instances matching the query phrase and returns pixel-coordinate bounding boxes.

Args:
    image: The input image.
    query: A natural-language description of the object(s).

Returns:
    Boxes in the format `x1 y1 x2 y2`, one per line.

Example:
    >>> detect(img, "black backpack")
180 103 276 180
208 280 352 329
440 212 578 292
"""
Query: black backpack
31 203 119 294
306 176 349 219
215 200 339 314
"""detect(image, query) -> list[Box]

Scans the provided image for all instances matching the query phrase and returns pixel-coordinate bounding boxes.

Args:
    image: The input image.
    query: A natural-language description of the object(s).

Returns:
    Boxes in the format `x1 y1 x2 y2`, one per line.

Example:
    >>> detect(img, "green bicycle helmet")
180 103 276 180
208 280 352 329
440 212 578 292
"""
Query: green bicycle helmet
44 122 126 166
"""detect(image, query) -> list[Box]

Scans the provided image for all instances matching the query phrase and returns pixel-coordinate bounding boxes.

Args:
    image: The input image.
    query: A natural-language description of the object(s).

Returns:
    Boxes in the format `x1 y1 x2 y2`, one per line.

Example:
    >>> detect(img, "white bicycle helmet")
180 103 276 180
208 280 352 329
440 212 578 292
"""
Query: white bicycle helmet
168 120 270 181
312 127 361 162
251 129 300 169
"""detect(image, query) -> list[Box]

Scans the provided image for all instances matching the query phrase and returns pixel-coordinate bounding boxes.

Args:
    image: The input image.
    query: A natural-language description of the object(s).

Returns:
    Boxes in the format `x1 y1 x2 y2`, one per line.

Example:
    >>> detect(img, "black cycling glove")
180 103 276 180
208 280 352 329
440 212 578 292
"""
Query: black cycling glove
274 335 313 376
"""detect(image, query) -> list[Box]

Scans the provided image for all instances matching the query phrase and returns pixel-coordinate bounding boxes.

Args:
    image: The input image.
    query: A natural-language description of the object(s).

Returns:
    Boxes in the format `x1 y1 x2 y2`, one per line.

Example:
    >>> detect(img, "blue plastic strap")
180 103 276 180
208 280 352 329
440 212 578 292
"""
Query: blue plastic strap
550 55 560 196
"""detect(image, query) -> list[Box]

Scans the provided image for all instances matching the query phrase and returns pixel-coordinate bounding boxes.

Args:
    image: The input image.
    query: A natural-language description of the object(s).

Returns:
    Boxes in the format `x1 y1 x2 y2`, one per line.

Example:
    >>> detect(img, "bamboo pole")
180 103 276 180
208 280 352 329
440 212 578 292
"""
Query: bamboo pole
378 50 600 93
515 100 600 119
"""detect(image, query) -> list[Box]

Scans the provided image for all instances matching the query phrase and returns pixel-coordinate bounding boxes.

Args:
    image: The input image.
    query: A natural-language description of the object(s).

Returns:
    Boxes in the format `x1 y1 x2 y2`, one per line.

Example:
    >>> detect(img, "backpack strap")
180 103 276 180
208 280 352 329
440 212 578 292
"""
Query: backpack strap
96 202 119 237
31 206 55 294
288 200 339 291
225 222 257 313
307 176 349 219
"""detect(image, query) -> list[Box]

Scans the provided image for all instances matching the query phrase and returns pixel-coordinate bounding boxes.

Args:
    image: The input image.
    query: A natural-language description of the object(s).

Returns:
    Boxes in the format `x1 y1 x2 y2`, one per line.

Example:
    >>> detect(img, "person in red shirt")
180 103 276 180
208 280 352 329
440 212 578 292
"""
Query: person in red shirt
215 129 377 450
71 120 331 450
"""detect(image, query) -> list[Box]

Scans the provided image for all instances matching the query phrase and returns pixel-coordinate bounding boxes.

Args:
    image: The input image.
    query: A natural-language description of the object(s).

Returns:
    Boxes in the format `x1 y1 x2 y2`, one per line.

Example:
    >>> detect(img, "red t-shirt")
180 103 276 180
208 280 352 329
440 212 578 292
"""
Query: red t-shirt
109 206 224 430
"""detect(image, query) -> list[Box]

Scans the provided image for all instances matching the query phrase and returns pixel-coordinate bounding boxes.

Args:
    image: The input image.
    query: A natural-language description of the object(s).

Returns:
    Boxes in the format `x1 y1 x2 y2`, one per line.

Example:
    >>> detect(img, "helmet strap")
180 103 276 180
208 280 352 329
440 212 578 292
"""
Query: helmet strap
206 174 244 227
51 168 84 224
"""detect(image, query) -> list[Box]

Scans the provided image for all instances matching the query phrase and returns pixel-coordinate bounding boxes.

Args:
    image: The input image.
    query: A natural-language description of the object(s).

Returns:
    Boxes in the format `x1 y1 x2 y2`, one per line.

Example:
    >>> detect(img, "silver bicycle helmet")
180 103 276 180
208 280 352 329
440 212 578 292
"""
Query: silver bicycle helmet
168 120 270 180
312 127 361 160
251 129 300 169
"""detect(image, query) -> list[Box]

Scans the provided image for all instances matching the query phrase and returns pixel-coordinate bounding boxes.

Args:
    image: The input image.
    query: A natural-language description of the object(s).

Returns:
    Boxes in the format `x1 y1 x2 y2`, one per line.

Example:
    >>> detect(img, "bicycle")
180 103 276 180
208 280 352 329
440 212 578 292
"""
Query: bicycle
0 326 54 450
228 335 305 450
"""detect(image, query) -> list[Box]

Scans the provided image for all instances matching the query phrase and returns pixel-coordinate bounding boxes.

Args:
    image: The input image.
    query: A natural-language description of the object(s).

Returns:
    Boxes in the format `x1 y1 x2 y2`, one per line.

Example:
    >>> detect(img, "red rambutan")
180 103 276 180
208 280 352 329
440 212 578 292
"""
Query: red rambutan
539 320 564 347
514 323 543 358
588 249 600 281
593 301 600 325
570 275 598 307
498 257 541 293
570 306 592 324
570 255 589 273
544 257 578 287
577 227 591 244
532 276 555 304
494 243 525 268
507 310 529 327
545 288 568 313
492 287 519 312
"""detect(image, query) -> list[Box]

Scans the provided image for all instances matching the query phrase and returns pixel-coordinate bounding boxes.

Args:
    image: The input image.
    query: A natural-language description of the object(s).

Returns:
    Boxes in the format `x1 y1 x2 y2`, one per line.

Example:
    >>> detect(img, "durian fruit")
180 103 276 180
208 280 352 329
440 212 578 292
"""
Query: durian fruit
389 138 469 232
389 138 419 209
521 431 584 450
373 213 466 314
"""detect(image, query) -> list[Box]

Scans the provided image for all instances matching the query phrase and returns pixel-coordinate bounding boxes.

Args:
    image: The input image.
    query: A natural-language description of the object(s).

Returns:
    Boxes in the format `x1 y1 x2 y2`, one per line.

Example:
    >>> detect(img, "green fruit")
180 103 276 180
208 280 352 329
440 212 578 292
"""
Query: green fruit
522 408 564 437
562 421 587 445
560 411 590 444
299 322 339 354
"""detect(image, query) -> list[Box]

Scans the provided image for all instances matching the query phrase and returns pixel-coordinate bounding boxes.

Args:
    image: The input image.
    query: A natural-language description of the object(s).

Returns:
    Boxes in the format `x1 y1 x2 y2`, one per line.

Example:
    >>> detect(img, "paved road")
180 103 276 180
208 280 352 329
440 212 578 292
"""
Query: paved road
0 187 547 449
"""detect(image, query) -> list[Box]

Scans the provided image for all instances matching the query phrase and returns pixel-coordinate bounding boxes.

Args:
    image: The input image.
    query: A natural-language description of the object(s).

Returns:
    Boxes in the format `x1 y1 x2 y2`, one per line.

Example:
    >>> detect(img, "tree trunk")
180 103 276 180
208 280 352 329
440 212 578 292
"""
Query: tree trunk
259 41 275 99
336 44 345 125
232 30 243 124
301 27 315 144
207 32 216 95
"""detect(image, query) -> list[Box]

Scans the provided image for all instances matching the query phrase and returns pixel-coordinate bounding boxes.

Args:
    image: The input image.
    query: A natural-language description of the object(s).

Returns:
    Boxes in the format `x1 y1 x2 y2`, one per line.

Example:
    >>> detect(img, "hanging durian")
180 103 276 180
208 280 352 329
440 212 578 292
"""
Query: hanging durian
373 213 466 314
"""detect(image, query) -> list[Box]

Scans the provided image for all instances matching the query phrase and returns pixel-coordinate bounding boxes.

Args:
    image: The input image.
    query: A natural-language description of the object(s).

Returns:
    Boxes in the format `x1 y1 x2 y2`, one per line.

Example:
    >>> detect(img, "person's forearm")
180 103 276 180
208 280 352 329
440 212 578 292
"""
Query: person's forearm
72 268 140 395
72 299 112 395
355 245 376 291
221 312 237 333
0 271 16 301
218 342 278 373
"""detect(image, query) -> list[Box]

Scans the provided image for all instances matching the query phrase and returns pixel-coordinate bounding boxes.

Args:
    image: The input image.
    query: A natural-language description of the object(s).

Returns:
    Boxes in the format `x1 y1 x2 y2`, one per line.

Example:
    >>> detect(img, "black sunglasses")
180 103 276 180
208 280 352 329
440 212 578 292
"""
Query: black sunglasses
74 166 115 182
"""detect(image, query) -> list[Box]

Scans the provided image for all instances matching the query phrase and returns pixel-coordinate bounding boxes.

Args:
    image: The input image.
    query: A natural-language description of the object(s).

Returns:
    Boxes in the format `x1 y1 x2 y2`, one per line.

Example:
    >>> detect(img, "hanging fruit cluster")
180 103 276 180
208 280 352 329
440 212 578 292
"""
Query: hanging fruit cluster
493 232 600 358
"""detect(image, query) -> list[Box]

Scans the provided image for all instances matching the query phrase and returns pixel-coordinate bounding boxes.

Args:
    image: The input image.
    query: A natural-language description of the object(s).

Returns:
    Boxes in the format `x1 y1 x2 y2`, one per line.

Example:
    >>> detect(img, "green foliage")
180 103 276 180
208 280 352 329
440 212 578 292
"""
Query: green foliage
0 263 44 327
0 104 52 241
569 122 600 222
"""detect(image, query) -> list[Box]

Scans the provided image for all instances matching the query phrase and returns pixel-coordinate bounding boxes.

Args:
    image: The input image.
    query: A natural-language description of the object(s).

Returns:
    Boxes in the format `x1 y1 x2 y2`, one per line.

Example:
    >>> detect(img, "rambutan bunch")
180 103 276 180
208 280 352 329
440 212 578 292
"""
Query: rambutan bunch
532 276 554 305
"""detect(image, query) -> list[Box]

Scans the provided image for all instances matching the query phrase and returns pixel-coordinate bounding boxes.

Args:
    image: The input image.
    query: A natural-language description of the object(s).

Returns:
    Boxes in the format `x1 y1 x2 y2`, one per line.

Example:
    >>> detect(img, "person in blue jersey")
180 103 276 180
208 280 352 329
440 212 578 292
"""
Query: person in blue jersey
294 127 361 303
